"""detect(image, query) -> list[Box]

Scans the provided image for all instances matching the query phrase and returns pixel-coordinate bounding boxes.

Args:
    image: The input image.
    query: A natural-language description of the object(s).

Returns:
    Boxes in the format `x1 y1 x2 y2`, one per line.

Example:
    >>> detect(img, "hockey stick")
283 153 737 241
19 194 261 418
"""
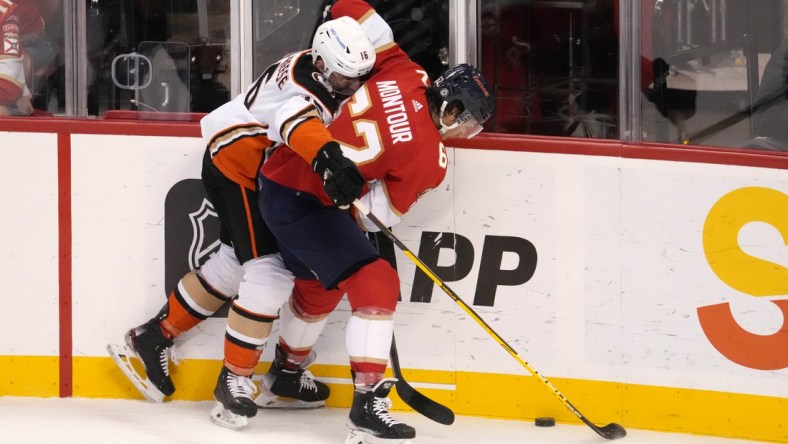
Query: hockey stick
390 333 455 425
354 200 627 440
367 230 456 425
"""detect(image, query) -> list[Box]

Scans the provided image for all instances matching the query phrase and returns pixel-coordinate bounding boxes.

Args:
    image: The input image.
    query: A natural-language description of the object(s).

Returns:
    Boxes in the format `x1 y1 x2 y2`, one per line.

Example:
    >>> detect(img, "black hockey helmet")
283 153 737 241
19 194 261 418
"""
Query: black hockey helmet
433 63 494 125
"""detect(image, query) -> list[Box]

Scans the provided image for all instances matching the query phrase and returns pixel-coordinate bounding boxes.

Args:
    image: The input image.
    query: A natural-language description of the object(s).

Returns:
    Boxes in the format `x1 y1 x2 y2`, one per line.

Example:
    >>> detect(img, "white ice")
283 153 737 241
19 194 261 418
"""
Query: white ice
0 397 761 444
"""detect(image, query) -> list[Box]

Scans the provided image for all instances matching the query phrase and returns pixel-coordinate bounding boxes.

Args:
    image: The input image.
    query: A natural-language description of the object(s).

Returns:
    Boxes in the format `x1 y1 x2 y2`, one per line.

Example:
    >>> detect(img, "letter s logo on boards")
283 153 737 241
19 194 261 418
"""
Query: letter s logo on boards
698 186 788 370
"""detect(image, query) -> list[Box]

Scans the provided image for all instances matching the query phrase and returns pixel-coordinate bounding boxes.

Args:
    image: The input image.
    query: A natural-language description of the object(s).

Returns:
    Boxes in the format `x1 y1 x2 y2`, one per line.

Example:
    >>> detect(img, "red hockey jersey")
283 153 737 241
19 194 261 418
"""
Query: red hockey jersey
261 0 447 230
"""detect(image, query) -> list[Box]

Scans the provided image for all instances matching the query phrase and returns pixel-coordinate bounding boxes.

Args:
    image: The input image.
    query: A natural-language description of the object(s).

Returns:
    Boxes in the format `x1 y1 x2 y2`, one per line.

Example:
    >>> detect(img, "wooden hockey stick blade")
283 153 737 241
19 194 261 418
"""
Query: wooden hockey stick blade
390 334 455 425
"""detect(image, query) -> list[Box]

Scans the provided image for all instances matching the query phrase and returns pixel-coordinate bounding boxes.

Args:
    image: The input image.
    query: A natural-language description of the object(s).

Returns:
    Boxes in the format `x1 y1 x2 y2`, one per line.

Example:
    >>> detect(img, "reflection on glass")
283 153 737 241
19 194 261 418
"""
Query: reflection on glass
479 0 619 138
749 38 788 150
371 0 449 81
80 0 231 117
252 0 322 81
136 42 191 113
641 0 787 151
250 1 450 94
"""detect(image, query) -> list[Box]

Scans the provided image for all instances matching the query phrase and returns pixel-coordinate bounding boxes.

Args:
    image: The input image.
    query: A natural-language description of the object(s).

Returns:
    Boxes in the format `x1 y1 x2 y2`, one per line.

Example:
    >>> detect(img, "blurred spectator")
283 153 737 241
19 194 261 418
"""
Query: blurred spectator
642 1 697 144
0 0 53 115
644 57 697 144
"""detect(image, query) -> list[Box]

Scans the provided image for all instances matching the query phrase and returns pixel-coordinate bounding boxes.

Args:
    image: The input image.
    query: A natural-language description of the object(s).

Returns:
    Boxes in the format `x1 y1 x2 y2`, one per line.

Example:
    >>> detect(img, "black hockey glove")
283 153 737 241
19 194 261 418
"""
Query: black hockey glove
312 141 364 208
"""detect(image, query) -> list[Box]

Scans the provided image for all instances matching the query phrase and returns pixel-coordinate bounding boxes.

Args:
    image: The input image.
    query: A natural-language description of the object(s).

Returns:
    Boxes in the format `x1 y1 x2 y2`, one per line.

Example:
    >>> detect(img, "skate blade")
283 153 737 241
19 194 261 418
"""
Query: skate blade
254 389 326 410
345 428 412 444
107 343 165 403
210 401 248 430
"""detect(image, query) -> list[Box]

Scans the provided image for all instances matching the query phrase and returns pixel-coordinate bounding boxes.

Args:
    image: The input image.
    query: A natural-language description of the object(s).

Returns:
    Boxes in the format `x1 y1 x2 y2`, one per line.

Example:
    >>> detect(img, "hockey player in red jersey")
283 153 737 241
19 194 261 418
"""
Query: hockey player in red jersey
107 15 375 430
257 0 494 441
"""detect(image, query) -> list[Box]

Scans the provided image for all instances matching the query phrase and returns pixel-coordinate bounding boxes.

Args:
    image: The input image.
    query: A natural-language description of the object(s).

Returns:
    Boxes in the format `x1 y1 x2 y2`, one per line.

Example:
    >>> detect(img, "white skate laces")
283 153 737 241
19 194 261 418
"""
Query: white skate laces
255 366 329 409
210 368 260 431
345 379 415 443
372 396 400 426
159 346 182 376
298 370 318 393
227 372 258 400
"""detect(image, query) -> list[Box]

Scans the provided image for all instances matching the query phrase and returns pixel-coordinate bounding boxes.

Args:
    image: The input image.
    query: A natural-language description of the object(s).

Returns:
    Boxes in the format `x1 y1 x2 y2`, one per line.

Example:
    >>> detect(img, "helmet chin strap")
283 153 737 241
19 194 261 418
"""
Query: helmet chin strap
438 101 460 135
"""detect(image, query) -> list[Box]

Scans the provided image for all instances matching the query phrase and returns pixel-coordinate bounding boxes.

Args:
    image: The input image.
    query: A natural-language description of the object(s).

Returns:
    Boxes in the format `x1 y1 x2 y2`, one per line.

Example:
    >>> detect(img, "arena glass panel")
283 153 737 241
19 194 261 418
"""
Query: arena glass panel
641 0 788 152
250 1 452 85
477 0 620 139
86 0 230 115
65 0 233 117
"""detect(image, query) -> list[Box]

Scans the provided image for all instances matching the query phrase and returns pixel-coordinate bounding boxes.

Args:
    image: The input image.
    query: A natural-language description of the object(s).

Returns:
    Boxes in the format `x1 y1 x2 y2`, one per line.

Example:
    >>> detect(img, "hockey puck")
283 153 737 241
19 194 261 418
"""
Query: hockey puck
535 417 556 427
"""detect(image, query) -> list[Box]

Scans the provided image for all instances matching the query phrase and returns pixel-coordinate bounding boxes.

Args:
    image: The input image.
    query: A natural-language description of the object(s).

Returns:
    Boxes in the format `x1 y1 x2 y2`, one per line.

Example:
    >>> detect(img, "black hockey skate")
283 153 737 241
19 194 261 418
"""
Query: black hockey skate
107 319 177 403
210 366 259 430
257 344 330 409
346 378 416 444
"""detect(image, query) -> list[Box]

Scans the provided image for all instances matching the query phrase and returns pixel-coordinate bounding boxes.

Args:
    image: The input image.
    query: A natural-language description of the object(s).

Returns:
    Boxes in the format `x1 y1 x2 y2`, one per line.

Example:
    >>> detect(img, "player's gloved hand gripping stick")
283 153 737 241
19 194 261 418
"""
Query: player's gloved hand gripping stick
353 199 627 440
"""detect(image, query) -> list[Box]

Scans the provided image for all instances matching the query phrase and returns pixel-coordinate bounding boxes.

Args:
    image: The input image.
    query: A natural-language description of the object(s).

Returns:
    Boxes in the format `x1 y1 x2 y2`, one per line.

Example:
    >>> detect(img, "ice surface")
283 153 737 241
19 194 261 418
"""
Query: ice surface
0 397 759 444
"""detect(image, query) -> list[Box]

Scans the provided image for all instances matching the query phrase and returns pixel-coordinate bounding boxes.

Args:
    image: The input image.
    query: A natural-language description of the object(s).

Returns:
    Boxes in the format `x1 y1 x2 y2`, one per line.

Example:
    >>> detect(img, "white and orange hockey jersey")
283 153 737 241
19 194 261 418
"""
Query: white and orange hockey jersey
200 49 344 190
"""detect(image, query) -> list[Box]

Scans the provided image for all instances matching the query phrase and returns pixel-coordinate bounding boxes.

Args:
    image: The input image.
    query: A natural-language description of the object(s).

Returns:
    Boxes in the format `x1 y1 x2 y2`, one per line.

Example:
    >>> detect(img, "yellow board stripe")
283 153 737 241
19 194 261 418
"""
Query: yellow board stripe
0 356 60 397
1 356 783 443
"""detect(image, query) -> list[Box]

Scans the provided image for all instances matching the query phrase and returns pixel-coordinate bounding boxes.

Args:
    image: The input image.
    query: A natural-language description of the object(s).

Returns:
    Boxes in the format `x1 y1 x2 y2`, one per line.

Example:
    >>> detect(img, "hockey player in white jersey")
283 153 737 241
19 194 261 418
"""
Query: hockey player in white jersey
107 16 375 430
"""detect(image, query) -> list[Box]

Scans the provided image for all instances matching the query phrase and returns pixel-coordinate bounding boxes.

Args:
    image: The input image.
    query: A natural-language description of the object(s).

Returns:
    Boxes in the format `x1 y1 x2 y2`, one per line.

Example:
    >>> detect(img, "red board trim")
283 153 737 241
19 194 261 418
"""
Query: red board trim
58 132 72 397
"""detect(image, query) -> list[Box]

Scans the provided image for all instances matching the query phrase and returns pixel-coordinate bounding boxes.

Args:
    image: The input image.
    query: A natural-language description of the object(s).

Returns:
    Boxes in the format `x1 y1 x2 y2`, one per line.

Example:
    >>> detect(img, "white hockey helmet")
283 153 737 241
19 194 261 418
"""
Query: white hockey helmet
312 16 375 80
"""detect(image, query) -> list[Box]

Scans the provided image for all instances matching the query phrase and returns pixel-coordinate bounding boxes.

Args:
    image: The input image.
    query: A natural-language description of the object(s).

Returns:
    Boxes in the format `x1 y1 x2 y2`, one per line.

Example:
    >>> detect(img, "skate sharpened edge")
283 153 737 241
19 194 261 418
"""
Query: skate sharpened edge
106 343 165 403
345 428 412 444
210 401 248 430
254 387 326 410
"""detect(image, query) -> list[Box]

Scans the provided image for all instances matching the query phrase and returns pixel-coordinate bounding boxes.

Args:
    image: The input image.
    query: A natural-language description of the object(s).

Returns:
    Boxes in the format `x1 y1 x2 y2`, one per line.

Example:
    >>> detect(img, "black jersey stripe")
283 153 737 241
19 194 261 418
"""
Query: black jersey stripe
208 125 272 157
291 51 341 116
208 123 268 149
279 104 319 142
